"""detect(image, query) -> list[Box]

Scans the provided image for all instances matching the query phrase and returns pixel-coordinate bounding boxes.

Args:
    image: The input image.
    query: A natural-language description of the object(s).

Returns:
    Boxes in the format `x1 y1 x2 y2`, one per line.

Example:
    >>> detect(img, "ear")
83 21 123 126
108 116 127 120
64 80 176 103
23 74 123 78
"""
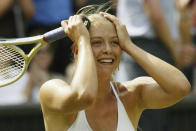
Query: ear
72 44 78 55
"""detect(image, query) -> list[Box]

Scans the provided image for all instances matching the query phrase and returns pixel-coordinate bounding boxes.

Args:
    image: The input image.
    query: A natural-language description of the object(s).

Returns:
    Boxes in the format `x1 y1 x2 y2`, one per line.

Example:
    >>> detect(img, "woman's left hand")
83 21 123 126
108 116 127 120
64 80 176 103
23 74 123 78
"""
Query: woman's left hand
100 12 132 51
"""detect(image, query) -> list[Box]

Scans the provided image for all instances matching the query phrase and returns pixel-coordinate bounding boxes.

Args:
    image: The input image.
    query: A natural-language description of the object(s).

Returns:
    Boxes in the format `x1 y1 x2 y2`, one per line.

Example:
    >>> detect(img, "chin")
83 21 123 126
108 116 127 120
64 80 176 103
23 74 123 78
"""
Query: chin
97 68 114 77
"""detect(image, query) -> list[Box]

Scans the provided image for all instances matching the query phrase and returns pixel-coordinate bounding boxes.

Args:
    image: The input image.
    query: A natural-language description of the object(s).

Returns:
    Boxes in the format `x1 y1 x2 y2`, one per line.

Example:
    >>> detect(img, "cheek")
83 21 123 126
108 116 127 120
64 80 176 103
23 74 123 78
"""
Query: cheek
115 48 122 58
92 46 100 58
115 49 122 65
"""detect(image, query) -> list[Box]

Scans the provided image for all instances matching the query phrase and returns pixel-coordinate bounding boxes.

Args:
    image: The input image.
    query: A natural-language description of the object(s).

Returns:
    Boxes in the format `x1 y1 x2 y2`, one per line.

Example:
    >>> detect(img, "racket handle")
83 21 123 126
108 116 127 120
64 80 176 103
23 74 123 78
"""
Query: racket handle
43 27 66 43
43 17 90 43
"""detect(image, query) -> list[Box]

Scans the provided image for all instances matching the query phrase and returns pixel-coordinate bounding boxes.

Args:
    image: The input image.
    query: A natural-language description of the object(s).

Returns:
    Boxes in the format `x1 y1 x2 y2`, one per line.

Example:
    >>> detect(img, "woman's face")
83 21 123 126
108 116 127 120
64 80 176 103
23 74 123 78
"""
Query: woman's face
89 15 122 75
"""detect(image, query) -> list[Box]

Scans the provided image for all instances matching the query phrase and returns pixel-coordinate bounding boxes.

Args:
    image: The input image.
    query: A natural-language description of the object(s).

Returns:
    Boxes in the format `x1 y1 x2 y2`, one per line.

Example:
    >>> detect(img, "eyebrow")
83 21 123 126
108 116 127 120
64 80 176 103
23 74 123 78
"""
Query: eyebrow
90 37 102 39
90 36 118 39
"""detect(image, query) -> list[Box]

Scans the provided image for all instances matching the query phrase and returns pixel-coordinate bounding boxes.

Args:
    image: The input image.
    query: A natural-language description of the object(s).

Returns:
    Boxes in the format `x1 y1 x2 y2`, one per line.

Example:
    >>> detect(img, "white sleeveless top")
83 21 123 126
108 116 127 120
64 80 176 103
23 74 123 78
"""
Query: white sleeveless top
67 82 135 131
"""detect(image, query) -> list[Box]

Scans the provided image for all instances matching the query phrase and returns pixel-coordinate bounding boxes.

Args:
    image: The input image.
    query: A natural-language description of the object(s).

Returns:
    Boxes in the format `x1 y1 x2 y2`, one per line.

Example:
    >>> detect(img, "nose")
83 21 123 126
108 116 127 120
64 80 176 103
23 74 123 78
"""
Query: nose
103 42 112 54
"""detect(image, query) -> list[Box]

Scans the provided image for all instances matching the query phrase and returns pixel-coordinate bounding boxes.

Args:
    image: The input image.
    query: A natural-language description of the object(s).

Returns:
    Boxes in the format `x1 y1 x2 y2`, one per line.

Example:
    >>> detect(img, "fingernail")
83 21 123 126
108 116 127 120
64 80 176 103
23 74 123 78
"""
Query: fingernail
61 21 64 26
99 12 104 15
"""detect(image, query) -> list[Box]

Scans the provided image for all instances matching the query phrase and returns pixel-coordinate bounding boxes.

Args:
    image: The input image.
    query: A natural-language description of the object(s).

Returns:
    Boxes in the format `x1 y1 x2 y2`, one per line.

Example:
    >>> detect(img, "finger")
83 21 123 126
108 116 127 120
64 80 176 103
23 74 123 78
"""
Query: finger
101 13 125 35
68 16 73 28
61 20 68 33
71 15 76 25
61 20 68 26
101 13 117 23
100 12 122 25
76 15 83 24
74 15 81 25
113 82 125 88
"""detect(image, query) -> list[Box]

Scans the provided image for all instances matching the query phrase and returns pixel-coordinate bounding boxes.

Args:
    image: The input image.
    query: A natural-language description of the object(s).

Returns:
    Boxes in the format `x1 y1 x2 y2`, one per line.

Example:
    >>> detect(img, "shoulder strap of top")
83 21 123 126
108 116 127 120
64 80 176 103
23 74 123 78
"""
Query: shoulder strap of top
110 82 121 101
110 81 135 131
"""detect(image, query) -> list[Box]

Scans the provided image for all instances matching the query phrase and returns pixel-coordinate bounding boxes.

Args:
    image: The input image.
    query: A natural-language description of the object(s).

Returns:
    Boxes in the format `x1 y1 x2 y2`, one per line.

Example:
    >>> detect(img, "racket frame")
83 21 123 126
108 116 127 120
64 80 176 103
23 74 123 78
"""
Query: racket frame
0 16 91 87
0 36 47 87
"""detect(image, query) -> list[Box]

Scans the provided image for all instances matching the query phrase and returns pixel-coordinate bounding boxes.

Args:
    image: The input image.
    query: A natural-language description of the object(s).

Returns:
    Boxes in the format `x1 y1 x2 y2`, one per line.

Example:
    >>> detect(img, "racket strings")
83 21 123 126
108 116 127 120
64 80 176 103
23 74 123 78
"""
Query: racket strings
0 46 25 86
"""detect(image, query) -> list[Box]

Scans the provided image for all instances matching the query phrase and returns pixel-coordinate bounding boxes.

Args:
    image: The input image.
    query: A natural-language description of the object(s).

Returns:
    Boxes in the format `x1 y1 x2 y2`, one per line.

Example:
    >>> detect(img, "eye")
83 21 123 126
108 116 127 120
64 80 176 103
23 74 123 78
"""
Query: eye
111 40 119 45
92 40 102 45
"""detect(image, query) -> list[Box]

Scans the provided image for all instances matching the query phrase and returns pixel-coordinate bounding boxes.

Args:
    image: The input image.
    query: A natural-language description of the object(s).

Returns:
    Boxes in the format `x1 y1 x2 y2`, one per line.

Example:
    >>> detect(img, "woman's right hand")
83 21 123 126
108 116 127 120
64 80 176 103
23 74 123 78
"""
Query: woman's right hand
61 15 90 46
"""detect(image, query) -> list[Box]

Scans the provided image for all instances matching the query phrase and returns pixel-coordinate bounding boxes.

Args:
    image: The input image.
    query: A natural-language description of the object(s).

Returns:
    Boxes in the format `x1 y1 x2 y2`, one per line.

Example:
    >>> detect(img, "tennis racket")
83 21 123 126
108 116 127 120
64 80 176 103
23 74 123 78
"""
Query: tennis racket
0 17 90 87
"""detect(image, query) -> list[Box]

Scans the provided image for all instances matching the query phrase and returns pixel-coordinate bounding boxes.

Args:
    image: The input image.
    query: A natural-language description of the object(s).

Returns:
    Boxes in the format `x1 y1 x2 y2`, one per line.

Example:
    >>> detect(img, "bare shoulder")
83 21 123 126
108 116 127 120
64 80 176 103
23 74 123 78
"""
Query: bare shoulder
40 79 69 94
112 76 157 109
40 79 77 130
124 76 156 87
113 76 156 95
41 79 69 88
39 79 70 109
111 77 156 124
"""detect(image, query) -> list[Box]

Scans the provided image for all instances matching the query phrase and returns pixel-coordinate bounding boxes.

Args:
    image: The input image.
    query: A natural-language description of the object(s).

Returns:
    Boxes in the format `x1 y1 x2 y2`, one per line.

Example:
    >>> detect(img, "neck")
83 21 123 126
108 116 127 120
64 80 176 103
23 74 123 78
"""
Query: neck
95 76 112 102
87 75 116 111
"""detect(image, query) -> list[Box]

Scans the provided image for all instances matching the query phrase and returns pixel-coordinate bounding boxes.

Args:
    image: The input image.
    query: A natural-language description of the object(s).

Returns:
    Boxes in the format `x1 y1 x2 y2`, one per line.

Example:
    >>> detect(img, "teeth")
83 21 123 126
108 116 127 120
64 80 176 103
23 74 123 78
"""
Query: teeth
100 59 113 63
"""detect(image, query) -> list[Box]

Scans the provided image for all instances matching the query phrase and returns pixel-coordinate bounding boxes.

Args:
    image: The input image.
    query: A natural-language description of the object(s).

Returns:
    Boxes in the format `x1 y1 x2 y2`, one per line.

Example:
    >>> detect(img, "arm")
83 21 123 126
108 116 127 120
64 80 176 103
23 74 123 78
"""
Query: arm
175 0 195 67
144 0 178 64
40 15 98 113
125 45 190 109
177 3 193 44
102 12 191 110
0 0 13 18
112 0 118 8
19 0 35 19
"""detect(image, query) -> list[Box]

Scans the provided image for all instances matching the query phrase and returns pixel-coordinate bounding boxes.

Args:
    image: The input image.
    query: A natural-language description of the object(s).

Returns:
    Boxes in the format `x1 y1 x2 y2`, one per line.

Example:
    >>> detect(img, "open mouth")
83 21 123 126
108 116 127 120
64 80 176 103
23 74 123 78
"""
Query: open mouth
98 59 114 64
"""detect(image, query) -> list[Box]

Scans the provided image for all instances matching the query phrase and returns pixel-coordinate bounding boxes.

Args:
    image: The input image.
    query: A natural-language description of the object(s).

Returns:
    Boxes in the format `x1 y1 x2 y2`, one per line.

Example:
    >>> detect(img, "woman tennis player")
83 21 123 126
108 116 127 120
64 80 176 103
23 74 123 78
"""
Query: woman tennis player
39 5 191 131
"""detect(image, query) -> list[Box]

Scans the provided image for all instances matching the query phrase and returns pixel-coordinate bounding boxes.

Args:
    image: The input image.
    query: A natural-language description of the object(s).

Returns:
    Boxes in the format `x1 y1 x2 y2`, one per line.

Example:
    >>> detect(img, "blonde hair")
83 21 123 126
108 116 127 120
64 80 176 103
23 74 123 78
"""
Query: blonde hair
72 2 113 58
76 1 112 16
